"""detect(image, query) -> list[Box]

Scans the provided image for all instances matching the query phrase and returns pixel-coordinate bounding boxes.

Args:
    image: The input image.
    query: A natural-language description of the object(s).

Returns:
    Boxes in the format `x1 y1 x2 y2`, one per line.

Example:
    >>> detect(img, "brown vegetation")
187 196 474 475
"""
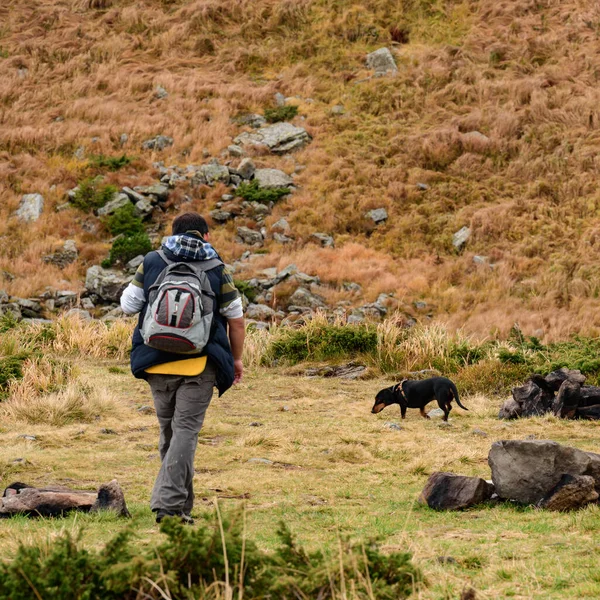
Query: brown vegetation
2 0 600 339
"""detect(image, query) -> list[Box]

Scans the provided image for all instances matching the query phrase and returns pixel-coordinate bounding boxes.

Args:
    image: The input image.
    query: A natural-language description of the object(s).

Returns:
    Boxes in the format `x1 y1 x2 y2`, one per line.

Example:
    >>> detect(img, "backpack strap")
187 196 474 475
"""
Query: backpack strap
157 249 223 272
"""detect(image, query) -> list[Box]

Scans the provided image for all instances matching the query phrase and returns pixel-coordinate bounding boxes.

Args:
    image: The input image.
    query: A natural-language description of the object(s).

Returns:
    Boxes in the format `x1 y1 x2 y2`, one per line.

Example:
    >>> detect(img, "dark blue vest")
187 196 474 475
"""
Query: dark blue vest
129 248 235 396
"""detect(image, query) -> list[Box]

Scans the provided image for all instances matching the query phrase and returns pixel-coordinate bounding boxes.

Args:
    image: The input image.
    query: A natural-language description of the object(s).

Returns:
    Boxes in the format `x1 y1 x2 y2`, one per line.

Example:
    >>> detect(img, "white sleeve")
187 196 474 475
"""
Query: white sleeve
120 283 146 315
220 296 244 319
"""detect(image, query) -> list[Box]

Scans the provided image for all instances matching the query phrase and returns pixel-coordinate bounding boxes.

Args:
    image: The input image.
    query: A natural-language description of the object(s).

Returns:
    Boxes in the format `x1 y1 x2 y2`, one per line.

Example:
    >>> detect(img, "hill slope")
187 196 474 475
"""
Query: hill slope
2 0 600 338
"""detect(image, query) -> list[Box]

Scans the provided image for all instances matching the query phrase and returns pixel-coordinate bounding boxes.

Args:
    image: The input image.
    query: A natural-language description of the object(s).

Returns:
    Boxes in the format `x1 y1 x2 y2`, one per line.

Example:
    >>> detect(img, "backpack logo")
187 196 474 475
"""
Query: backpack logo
141 255 221 354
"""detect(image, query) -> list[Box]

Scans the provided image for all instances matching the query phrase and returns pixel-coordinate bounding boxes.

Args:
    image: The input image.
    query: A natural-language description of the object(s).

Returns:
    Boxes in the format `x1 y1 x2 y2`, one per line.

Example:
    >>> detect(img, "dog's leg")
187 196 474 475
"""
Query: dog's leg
419 407 430 419
443 403 452 422
401 404 407 419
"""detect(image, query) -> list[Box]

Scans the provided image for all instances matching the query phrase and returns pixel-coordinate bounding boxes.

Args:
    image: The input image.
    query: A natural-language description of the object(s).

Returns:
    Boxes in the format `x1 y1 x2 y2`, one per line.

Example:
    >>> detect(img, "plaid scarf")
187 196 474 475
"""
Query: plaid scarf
162 233 219 261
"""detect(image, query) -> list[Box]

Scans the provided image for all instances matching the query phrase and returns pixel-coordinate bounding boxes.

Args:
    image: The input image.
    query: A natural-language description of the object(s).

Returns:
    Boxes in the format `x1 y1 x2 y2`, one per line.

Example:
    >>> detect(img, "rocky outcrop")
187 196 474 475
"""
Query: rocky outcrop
85 266 130 303
234 122 311 154
488 439 600 504
43 240 78 269
419 472 495 510
96 193 131 216
254 168 293 189
453 226 471 251
15 194 44 222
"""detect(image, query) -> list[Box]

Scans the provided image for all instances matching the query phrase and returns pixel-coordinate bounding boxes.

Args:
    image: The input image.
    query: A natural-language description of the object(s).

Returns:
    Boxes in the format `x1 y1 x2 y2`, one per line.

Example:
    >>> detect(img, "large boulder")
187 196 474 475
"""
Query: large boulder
196 163 230 186
15 194 44 222
236 227 263 246
96 193 131 216
418 472 495 511
245 303 276 321
537 474 599 511
288 287 326 309
254 168 293 189
488 440 600 504
85 266 130 303
234 122 311 154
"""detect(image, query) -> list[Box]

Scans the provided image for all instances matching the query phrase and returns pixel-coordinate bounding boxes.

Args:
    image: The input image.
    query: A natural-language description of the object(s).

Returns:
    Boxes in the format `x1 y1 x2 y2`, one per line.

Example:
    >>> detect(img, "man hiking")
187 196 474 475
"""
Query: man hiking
120 212 244 524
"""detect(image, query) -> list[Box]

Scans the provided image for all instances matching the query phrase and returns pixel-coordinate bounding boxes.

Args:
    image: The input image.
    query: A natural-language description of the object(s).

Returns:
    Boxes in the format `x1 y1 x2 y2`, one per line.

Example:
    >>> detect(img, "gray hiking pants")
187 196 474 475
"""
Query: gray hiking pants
147 361 216 515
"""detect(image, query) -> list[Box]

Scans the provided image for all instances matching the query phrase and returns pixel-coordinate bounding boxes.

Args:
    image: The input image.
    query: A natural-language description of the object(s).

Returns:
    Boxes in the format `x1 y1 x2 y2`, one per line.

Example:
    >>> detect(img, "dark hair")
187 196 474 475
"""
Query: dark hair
172 213 209 236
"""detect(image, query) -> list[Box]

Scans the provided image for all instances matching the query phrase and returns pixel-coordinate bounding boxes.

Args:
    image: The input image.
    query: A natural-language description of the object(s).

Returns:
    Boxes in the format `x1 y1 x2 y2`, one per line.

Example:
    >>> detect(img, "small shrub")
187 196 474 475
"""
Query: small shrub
264 105 298 123
0 353 30 399
88 154 133 171
0 312 20 334
236 180 290 204
107 233 152 266
234 279 257 302
105 203 144 236
272 324 377 363
71 178 118 212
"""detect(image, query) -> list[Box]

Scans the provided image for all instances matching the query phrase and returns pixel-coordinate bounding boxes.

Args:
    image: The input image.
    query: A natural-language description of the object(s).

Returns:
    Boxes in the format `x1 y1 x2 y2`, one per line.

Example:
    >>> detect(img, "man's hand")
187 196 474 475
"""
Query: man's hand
233 359 243 384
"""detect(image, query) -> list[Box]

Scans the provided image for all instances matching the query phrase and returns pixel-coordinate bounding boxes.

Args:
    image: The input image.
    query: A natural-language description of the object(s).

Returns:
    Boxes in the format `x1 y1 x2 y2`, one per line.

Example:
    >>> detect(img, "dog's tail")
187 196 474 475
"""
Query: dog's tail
450 382 468 411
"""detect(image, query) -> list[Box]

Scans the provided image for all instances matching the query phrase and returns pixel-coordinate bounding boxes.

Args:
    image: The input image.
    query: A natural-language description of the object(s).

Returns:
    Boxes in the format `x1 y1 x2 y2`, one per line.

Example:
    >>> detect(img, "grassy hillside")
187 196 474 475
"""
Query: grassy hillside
2 0 600 339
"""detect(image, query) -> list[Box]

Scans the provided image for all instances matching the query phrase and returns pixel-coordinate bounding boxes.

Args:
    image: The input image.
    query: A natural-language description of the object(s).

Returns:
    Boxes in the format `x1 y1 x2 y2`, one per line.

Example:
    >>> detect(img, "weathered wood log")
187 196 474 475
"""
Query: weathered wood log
0 479 130 518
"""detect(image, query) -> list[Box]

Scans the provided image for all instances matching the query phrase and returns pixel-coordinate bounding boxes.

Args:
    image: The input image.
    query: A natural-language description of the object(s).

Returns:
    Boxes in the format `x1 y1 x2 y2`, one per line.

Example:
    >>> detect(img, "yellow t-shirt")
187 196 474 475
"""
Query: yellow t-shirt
145 356 207 376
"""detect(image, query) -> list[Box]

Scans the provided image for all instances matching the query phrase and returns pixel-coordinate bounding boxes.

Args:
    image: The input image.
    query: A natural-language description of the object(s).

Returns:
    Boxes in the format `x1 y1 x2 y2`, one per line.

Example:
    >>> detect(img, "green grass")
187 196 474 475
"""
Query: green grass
263 105 299 123
235 180 290 204
2 354 600 598
88 154 133 171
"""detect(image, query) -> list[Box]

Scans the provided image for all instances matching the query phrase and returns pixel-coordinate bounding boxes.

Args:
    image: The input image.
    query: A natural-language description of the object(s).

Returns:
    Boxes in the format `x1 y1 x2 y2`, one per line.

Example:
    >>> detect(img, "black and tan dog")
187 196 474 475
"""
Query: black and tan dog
372 377 467 421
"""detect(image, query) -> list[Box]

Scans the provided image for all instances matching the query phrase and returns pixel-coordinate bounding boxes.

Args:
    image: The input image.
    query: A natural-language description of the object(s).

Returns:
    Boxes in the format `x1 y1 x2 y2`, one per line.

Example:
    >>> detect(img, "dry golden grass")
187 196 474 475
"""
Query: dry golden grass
2 0 600 340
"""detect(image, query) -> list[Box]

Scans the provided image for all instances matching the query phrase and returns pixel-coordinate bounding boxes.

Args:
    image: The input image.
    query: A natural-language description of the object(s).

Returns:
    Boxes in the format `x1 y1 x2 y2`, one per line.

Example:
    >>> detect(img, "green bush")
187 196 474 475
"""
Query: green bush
71 178 118 212
0 512 420 600
107 233 152 266
272 324 378 363
88 154 133 171
264 105 299 122
236 180 290 204
234 279 257 302
105 204 144 236
0 353 30 399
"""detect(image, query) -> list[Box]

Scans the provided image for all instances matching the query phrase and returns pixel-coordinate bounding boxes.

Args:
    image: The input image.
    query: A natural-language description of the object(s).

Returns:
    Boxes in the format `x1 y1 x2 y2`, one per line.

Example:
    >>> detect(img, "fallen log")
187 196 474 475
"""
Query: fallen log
0 479 130 518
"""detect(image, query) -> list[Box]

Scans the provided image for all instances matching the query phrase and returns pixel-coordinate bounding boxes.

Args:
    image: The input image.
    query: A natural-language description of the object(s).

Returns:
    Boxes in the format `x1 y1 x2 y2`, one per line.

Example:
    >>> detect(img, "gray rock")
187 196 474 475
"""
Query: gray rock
236 227 263 246
462 131 491 145
221 194 234 201
0 290 8 303
274 92 286 107
366 47 398 75
277 264 298 281
271 218 291 234
134 198 154 219
498 397 522 420
0 304 22 319
15 194 44 222
331 105 345 115
125 255 144 272
54 291 78 308
80 297 95 311
43 240 78 269
119 133 129 146
366 208 388 224
472 429 489 437
419 472 495 510
85 266 130 303
452 226 471 251
210 210 233 223
228 144 244 157
198 163 230 186
96 193 130 217
488 439 600 504
245 303 276 321
427 408 446 419
141 135 174 151
133 184 169 202
236 158 256 180
414 300 427 310
234 122 311 154
288 287 326 309
273 232 293 244
416 182 429 191
16 298 42 317
254 168 293 189
310 233 334 247
121 186 147 204
384 422 402 431
154 85 168 100
537 474 599 511
343 282 362 294
65 308 92 320
473 255 489 265
74 146 85 160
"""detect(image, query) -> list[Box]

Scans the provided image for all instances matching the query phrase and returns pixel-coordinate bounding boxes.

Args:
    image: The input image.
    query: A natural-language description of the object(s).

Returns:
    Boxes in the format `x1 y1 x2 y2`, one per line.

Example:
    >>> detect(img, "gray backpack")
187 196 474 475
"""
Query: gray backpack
140 250 223 354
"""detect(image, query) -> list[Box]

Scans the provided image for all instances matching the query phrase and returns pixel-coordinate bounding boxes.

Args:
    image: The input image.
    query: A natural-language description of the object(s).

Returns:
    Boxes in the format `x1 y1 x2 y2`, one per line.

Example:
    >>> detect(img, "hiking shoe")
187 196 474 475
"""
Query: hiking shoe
155 510 195 525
